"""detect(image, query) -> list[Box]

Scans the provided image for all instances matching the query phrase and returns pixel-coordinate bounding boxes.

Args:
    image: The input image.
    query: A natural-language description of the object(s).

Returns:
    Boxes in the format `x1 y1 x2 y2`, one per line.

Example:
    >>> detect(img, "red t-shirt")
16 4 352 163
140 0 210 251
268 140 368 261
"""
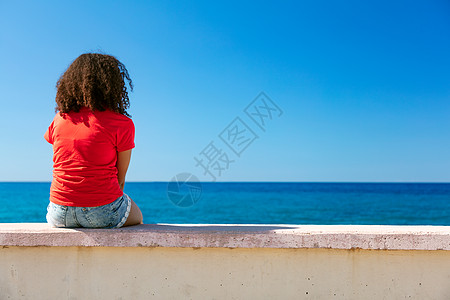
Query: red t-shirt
44 107 135 207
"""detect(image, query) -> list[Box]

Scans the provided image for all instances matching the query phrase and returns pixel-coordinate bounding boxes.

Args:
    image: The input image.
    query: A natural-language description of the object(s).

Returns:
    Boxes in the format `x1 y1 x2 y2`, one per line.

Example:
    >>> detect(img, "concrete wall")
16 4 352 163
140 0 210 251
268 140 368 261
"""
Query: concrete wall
1 224 450 299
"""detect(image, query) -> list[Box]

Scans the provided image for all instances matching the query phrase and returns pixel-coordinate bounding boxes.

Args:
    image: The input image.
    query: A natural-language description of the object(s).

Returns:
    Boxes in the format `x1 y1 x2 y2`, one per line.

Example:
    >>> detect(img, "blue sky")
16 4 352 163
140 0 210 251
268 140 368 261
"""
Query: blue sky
0 0 449 182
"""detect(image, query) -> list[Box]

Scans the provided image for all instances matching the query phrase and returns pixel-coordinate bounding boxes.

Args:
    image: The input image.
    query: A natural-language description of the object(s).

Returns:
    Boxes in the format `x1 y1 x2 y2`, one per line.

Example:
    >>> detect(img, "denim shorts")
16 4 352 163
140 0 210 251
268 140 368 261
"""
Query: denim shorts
46 194 132 229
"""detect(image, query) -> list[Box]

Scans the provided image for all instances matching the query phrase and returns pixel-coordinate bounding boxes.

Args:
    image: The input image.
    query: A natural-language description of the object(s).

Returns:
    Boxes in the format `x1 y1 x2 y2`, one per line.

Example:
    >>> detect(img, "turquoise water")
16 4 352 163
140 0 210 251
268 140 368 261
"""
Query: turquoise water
0 182 449 225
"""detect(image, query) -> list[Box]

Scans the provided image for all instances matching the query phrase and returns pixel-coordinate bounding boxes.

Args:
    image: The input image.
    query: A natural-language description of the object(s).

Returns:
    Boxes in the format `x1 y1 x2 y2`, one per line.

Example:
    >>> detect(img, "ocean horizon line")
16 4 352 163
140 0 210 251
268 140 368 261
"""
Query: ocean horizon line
1 181 449 184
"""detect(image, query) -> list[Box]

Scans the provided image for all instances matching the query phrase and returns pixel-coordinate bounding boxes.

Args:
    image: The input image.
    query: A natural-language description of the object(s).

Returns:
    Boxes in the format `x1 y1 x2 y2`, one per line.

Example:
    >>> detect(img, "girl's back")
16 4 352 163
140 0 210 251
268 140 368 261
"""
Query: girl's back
45 107 134 207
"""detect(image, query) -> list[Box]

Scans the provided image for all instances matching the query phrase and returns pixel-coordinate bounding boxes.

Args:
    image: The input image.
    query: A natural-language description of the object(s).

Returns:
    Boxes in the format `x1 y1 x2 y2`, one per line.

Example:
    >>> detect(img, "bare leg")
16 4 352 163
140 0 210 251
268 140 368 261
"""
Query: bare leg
123 198 143 227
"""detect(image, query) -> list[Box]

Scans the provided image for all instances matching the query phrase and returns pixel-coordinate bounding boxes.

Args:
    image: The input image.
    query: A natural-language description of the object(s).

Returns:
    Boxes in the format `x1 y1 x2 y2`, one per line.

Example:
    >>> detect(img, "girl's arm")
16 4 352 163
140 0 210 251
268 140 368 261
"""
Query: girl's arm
117 149 132 191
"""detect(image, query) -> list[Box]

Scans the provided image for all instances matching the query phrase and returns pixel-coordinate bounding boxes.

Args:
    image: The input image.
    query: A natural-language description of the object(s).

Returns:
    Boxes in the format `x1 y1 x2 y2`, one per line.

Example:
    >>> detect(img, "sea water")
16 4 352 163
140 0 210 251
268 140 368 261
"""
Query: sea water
0 182 449 225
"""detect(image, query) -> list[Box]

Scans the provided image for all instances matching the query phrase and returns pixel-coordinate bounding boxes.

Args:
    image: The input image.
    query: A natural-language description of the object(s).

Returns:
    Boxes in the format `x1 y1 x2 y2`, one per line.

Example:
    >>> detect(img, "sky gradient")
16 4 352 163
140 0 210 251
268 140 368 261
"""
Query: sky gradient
0 0 449 182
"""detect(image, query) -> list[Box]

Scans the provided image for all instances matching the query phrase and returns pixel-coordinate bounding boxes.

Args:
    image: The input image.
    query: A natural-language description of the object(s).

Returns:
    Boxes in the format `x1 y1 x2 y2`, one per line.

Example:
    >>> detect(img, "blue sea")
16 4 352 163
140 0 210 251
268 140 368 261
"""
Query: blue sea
0 182 449 225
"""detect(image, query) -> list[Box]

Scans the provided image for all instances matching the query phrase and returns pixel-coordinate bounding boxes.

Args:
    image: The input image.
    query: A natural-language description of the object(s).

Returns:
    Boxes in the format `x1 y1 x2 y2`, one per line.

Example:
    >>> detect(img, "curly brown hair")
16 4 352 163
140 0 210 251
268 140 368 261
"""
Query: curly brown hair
55 53 133 117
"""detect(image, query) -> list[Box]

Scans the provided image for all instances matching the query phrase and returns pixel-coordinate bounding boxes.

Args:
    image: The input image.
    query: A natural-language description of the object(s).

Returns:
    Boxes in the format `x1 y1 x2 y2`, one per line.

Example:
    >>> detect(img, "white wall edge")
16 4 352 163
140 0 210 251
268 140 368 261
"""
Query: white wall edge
0 223 449 250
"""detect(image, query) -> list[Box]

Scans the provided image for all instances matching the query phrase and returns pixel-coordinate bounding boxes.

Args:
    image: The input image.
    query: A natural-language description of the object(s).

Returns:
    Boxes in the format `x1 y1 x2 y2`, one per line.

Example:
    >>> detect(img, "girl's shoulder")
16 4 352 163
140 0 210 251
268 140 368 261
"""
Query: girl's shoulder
56 107 133 123
95 109 134 125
